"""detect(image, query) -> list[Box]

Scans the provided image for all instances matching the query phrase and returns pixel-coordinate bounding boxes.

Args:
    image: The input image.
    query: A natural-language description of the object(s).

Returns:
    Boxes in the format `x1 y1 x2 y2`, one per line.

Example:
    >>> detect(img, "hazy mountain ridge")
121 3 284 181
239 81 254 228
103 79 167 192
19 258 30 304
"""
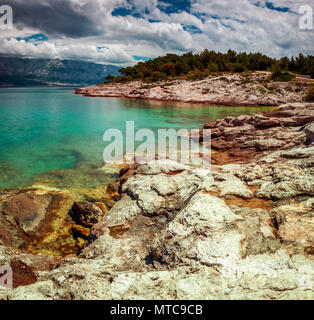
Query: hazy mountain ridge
0 57 120 86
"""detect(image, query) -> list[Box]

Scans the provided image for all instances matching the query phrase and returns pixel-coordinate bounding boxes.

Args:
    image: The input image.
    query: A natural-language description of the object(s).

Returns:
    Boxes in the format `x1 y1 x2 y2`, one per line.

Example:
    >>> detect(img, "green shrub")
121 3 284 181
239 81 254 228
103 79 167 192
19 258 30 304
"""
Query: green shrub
305 86 314 101
187 69 205 81
151 71 167 82
232 63 246 73
257 86 267 94
104 74 115 82
267 85 281 93
271 70 295 82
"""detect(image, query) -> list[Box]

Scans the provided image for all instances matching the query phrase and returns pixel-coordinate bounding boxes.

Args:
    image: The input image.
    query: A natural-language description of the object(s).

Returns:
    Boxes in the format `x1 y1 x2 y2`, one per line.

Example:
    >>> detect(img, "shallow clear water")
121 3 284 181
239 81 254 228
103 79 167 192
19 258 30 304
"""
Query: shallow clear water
0 87 274 188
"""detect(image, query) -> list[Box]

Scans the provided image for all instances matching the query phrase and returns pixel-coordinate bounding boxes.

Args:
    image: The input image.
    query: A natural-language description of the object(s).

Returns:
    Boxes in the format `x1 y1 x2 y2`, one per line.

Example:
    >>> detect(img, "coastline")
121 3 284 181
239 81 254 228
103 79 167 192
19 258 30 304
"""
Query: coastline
77 93 277 107
75 72 309 107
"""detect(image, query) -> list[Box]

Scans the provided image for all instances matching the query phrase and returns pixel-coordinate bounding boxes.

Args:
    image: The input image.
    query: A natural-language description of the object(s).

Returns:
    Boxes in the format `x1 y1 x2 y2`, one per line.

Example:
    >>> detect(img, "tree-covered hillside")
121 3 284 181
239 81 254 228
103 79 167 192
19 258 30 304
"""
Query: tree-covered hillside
106 50 314 83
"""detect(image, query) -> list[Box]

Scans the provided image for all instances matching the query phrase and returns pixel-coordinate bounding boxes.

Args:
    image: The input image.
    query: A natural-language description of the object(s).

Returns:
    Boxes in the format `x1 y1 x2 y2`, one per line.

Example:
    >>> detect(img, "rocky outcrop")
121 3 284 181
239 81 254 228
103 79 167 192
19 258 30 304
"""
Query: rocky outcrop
75 72 309 106
0 103 313 300
201 103 314 164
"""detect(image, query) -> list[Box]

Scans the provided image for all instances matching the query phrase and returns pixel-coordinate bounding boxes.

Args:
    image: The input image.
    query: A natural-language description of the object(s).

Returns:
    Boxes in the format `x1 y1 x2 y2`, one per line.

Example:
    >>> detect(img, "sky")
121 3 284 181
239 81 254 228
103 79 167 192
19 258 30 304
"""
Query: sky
0 0 313 66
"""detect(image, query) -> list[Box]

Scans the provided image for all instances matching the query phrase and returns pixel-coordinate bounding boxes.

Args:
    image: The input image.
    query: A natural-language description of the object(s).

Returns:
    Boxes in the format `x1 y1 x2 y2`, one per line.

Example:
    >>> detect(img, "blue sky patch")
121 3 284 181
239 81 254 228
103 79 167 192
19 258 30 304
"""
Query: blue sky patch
112 7 144 19
157 0 191 14
193 12 208 23
265 2 291 13
148 19 162 23
182 25 203 34
112 0 191 17
253 1 292 13
133 56 153 61
16 33 48 44
97 46 110 52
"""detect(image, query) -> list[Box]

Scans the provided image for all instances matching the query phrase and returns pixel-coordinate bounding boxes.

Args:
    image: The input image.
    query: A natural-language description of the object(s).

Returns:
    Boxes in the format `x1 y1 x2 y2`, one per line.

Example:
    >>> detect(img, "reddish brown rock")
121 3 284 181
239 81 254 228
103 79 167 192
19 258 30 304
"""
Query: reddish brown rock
107 163 139 197
4 192 52 235
71 202 103 228
0 228 15 247
10 260 37 288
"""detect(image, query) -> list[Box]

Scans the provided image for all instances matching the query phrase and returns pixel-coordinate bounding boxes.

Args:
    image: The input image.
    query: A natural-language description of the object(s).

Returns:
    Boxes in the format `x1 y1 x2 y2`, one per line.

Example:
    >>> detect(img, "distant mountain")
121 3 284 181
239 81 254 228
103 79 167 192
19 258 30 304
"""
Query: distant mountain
0 57 120 86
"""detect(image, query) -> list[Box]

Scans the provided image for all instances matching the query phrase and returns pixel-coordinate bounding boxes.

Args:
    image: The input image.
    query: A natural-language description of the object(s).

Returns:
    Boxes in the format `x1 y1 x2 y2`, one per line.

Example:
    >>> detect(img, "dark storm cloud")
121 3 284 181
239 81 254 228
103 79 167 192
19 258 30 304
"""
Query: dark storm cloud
0 0 101 37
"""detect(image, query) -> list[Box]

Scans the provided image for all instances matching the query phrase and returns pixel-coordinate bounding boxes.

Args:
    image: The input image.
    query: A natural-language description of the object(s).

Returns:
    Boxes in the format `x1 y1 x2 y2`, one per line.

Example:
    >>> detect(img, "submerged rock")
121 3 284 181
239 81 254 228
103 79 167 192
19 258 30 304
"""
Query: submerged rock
0 183 117 257
71 202 104 228
33 161 121 189
4 192 53 235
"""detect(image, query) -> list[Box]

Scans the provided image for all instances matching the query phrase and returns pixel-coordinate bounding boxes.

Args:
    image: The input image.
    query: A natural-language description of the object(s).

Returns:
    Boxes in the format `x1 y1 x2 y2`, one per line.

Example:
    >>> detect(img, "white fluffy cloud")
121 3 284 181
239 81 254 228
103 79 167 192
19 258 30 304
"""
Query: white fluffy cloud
190 0 313 57
0 0 312 65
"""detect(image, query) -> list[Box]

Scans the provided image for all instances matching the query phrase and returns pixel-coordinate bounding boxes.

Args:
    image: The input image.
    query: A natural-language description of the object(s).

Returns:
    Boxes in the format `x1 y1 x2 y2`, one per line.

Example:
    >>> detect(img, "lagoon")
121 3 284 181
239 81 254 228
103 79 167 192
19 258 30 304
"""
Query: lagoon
0 87 274 188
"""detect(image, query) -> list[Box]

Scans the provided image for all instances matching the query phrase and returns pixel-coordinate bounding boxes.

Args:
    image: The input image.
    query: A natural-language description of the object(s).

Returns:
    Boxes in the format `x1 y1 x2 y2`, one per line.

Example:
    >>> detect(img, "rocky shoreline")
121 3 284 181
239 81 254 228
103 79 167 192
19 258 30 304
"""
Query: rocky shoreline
0 102 313 300
75 72 310 106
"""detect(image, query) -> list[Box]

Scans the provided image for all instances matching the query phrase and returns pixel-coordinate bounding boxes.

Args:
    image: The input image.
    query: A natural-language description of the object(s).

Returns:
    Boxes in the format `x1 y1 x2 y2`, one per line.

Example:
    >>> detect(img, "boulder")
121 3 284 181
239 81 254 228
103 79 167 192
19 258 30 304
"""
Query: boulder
71 202 104 228
4 192 52 235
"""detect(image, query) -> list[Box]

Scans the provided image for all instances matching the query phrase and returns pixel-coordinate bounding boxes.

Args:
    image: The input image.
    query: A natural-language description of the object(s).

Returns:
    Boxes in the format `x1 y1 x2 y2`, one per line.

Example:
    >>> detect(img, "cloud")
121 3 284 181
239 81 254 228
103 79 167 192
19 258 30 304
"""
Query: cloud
0 0 312 65
0 0 104 37
190 0 314 57
0 37 137 65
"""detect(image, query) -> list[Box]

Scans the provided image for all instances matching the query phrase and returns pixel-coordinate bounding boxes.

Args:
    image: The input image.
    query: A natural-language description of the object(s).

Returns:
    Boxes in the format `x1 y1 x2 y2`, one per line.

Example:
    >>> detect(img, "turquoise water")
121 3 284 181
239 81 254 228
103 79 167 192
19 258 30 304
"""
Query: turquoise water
0 87 274 189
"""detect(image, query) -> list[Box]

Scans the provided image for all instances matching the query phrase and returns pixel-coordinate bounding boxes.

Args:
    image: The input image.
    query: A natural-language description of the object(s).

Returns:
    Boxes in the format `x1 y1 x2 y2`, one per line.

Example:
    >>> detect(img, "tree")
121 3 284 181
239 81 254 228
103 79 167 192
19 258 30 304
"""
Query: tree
232 63 246 73
278 57 289 70
104 74 115 82
151 71 167 82
175 60 189 75
310 66 314 79
227 49 237 63
199 49 211 67
271 63 283 79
